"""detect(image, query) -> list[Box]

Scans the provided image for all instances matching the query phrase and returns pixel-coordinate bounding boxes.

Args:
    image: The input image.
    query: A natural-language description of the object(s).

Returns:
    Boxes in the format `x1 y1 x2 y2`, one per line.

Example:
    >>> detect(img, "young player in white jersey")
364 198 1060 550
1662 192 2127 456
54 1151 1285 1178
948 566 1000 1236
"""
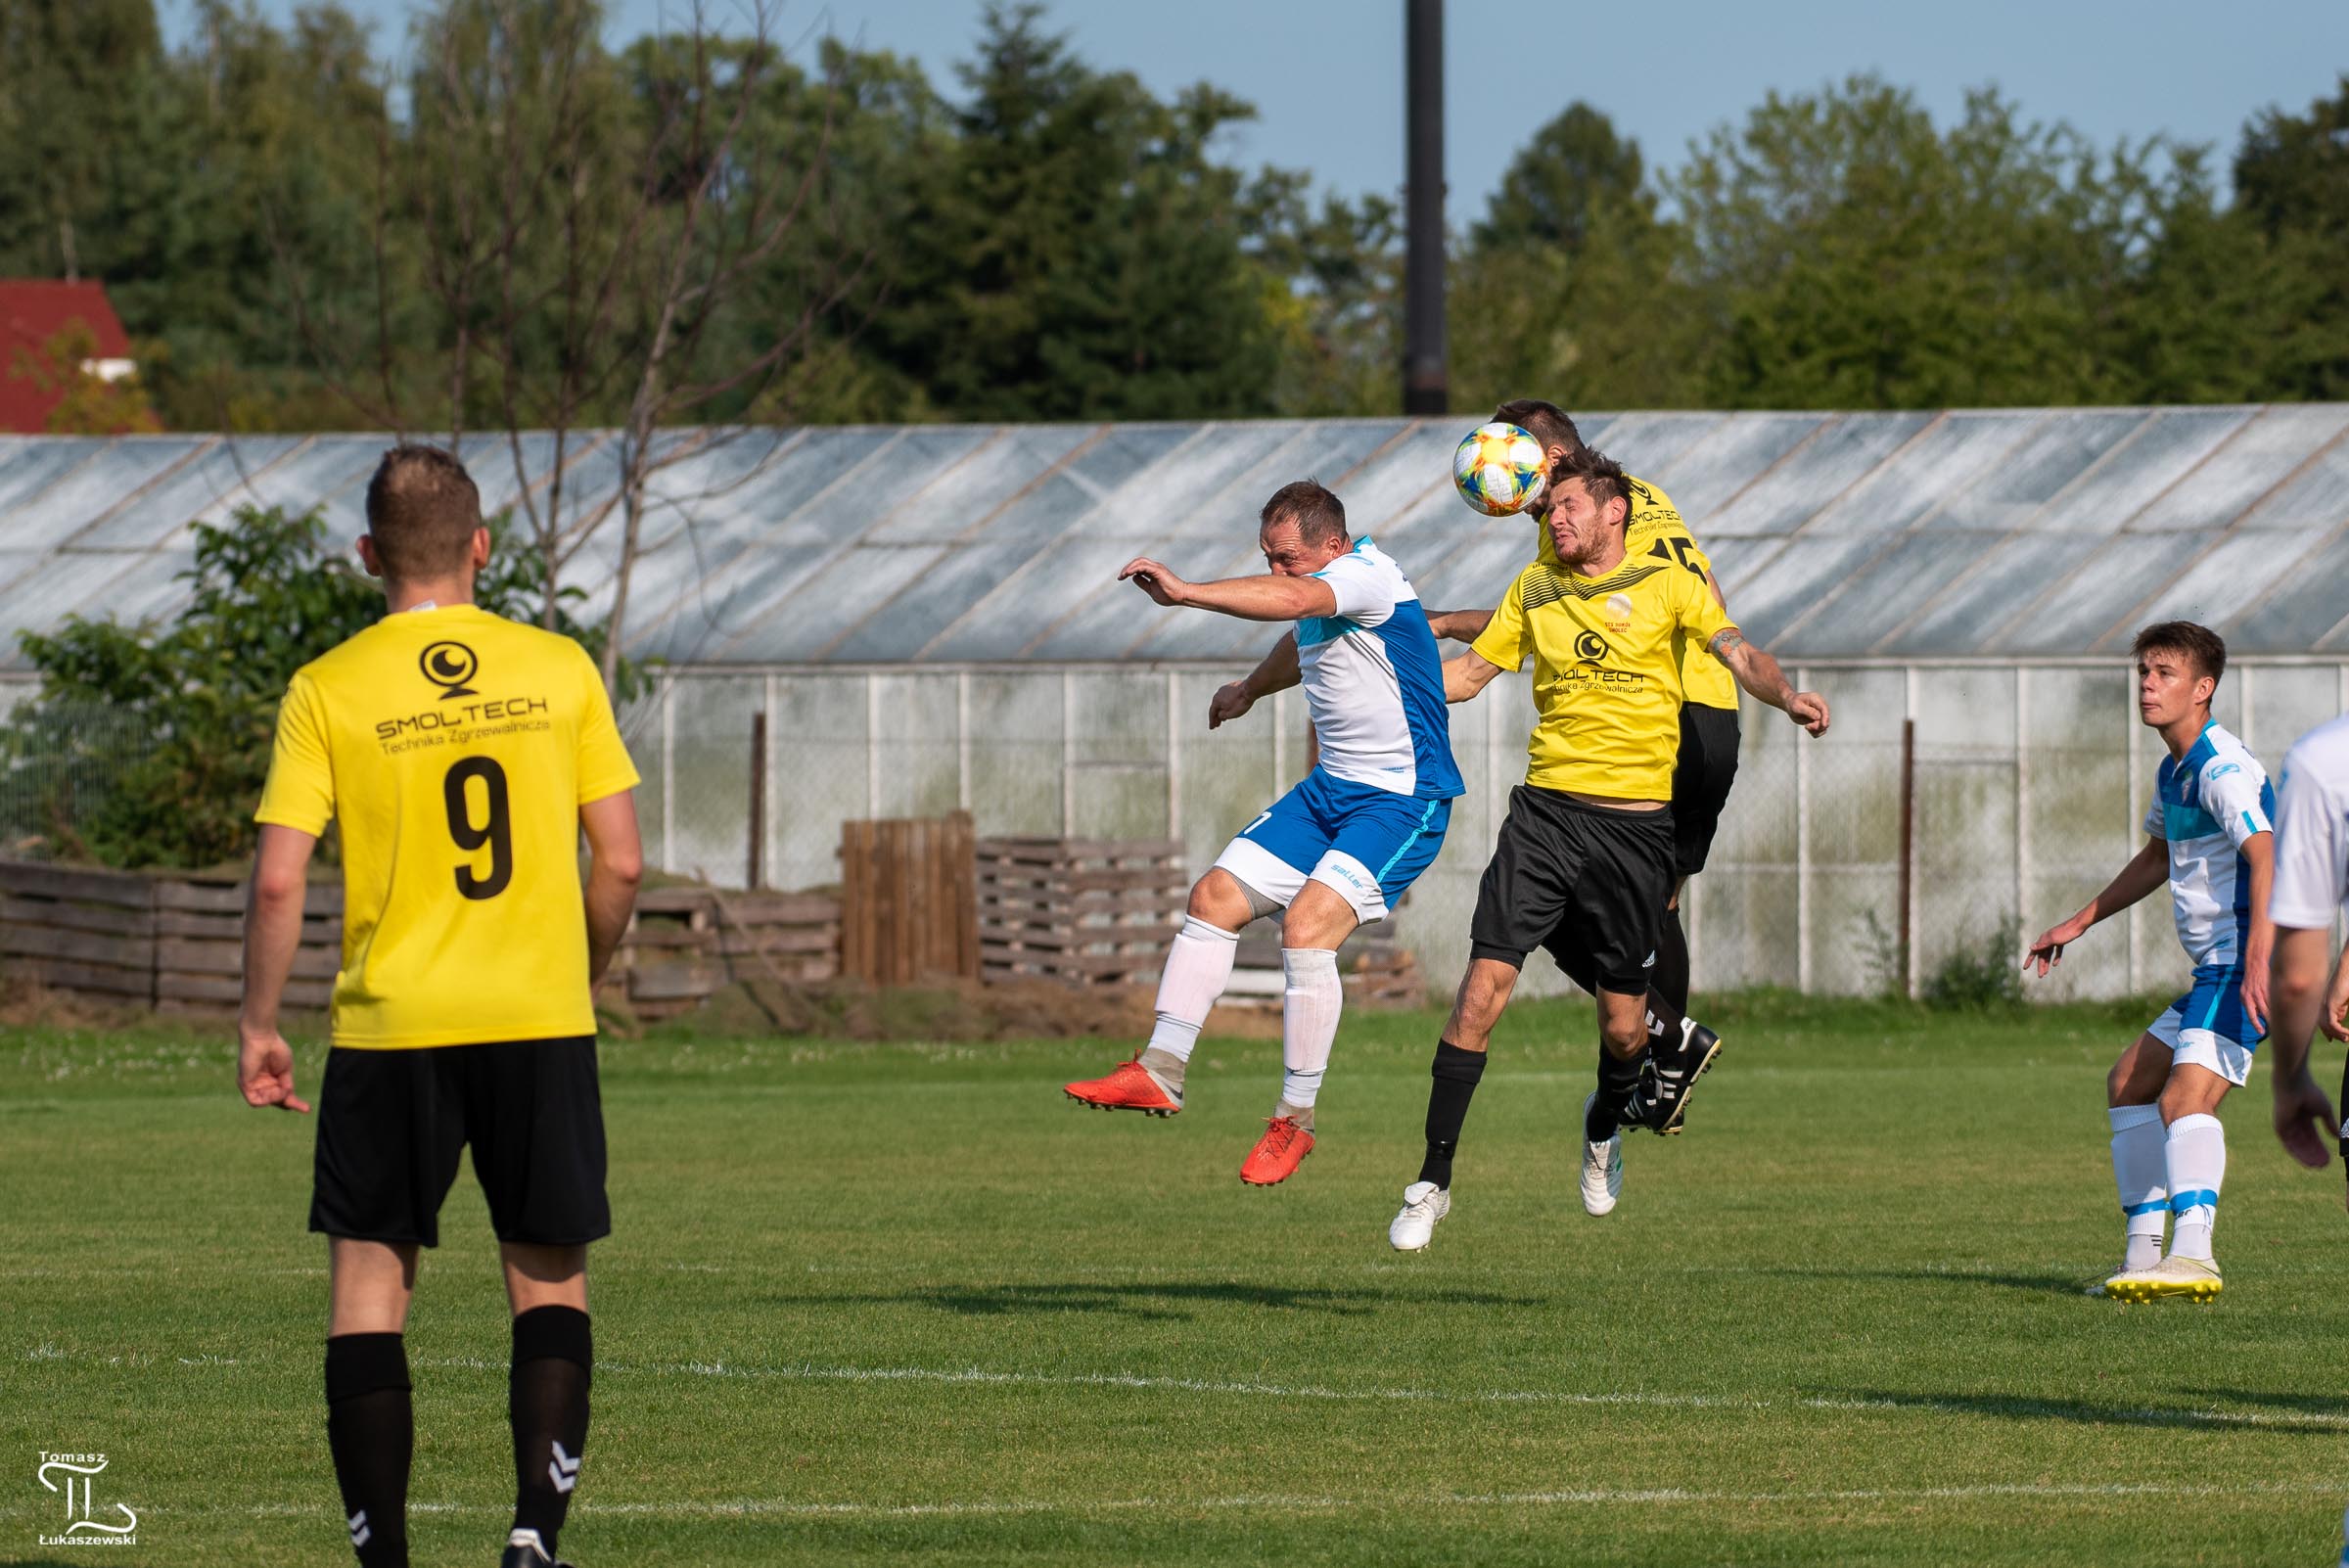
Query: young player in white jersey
2026 623 2276 1303
1062 480 1462 1186
2260 712 2349 1566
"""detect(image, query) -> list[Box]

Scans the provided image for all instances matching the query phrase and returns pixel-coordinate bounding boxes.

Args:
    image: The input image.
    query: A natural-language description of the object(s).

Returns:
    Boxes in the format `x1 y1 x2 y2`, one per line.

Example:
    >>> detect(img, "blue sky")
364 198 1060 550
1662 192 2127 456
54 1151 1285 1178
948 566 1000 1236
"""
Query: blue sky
161 0 2349 214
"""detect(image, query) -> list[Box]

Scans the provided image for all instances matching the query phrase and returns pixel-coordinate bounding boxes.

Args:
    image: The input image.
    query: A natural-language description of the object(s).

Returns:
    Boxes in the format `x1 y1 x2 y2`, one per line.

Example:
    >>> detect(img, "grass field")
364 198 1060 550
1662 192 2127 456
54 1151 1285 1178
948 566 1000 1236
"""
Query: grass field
6 992 2349 1567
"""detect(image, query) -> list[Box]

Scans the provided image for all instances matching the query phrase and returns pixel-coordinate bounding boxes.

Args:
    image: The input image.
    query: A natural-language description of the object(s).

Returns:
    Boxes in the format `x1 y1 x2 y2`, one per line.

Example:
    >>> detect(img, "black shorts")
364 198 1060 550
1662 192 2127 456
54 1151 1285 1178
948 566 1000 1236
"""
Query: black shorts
1673 703 1741 878
1469 786 1677 993
309 1038 610 1248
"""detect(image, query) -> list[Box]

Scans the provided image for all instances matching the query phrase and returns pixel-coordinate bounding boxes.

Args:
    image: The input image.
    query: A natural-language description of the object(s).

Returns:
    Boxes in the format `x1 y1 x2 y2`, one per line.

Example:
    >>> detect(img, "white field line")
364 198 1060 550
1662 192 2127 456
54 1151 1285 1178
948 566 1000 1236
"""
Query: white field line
144 1478 2317 1523
26 1342 2349 1433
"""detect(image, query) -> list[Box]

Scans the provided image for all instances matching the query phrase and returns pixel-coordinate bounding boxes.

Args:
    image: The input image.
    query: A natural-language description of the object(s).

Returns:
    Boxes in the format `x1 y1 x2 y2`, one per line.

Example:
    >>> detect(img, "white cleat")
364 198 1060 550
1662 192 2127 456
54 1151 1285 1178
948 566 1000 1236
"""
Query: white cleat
1580 1092 1623 1216
1389 1180 1451 1252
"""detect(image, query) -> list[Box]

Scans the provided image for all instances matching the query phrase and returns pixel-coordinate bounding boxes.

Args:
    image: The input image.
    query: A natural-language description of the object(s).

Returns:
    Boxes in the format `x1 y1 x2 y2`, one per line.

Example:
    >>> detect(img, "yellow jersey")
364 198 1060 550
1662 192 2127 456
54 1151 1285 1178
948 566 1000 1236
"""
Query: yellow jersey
255 604 641 1048
1473 551 1738 802
1536 474 1737 711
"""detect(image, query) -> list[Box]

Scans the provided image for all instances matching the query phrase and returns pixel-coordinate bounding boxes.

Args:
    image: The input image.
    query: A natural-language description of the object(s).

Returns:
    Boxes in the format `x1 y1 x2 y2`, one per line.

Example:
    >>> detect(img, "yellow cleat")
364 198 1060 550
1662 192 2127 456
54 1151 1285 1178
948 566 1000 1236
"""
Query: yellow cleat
2107 1255 2223 1304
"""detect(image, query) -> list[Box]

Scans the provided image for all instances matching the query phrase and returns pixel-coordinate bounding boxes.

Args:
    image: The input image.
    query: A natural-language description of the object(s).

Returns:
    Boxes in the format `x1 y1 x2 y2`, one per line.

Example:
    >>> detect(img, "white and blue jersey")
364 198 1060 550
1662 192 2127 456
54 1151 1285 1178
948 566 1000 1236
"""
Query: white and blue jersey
1213 538 1462 924
2141 721 2275 1084
1295 539 1463 803
2143 721 2276 969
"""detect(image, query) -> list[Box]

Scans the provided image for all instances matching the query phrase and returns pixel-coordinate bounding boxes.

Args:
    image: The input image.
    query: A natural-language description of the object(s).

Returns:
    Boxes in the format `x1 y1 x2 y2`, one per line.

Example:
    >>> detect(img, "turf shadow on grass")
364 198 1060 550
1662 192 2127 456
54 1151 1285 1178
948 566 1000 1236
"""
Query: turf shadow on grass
1822 1388 2343 1435
785 1280 1532 1320
2180 1386 2349 1418
1758 1265 2087 1298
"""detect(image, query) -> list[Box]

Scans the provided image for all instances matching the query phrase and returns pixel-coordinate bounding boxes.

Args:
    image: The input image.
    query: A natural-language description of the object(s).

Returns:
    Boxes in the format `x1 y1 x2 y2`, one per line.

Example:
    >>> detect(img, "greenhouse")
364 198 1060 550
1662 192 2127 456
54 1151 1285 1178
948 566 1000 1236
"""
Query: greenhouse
1 405 2344 997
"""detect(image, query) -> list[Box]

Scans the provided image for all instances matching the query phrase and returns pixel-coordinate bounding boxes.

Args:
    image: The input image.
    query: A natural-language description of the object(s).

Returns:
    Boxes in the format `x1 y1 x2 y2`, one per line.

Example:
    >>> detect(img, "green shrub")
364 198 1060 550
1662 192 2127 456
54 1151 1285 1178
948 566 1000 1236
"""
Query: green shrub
1922 915 2026 1012
0 504 620 869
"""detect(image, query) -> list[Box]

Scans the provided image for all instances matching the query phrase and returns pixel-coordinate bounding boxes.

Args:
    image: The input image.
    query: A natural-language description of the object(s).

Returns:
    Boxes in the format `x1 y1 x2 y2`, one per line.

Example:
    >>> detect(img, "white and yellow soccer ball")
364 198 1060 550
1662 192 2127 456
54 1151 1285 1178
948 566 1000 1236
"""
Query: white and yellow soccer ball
1451 422 1546 516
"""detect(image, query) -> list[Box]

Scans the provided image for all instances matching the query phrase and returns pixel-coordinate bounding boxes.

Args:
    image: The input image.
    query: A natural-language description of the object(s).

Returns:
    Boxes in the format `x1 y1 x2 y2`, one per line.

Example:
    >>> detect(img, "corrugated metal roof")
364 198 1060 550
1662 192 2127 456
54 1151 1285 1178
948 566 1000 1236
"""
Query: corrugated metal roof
0 408 2343 669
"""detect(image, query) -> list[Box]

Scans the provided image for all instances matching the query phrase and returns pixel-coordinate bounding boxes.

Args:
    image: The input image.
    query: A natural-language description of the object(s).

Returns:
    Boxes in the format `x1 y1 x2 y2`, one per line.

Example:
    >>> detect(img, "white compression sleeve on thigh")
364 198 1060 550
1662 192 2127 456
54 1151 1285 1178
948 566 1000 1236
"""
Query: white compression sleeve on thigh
2164 1112 2226 1262
1147 916 1240 1063
1279 948 1342 1110
2109 1104 2167 1270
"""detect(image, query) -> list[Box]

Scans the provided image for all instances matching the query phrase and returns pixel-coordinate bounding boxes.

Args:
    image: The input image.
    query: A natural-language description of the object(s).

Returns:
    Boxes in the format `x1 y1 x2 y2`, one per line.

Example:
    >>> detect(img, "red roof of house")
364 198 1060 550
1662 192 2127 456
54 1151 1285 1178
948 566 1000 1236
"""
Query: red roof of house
0 280 136 434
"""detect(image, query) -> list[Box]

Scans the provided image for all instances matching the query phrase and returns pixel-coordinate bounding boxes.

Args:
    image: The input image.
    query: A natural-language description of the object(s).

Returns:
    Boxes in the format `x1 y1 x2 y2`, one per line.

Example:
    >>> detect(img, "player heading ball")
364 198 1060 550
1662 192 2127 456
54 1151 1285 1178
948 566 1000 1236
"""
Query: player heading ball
1063 480 1462 1187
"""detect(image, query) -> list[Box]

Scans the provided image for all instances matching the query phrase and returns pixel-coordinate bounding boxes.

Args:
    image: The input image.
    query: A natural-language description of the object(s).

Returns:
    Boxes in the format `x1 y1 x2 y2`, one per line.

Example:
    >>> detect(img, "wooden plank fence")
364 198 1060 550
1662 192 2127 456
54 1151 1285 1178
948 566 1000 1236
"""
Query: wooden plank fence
619 888 843 1019
0 859 838 1019
976 837 1188 988
839 813 979 986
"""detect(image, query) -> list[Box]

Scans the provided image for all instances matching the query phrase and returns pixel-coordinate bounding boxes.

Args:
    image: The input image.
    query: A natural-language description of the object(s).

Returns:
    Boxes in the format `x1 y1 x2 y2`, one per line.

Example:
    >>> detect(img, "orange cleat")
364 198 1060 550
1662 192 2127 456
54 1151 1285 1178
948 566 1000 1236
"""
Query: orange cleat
1239 1116 1315 1186
1063 1057 1182 1116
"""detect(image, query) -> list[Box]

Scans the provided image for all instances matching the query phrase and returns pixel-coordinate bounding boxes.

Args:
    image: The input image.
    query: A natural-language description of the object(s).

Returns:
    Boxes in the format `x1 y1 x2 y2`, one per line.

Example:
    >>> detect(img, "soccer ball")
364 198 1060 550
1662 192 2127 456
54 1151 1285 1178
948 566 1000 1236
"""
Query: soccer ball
1451 422 1545 516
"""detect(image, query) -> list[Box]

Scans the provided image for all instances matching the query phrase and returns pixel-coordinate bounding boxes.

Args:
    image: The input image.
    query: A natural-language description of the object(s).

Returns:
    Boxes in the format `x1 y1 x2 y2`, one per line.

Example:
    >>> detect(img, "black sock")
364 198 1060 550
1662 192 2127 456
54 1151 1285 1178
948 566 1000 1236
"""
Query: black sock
510 1306 593 1556
1417 1039 1487 1189
1586 1046 1646 1140
325 1332 412 1568
1654 902 1691 1014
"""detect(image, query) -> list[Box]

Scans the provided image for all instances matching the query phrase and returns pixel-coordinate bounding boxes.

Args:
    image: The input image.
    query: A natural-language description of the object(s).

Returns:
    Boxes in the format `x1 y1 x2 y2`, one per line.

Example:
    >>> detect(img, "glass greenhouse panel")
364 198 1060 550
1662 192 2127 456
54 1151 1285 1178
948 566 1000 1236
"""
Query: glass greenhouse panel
1333 424 1462 534
1711 413 1935 539
869 672 964 822
1890 533 2101 655
29 436 211 546
714 543 953 662
1927 410 2151 531
0 438 122 522
1582 411 1728 472
1803 411 2046 537
829 540 1054 664
2243 664 2344 758
2126 404 2349 533
2134 530 2318 638
1146 425 1334 542
2052 408 2253 534
74 436 303 548
1773 532 1985 656
1994 536 2188 654
2235 432 2349 532
2248 532 2349 652
1646 412 1827 522
886 425 1095 544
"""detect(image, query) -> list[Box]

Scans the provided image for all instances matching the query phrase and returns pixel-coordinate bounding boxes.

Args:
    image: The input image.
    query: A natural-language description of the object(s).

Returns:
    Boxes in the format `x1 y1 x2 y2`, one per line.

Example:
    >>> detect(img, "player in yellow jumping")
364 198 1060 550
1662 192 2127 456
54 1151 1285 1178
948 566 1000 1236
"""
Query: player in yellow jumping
1389 444 1828 1251
238 445 643 1568
1426 397 1747 1219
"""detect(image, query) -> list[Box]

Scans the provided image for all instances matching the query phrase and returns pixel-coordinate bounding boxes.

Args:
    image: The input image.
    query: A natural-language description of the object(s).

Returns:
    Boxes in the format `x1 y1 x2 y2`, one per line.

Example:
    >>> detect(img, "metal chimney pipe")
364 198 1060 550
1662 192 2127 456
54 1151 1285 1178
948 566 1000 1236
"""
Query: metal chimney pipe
1403 0 1447 415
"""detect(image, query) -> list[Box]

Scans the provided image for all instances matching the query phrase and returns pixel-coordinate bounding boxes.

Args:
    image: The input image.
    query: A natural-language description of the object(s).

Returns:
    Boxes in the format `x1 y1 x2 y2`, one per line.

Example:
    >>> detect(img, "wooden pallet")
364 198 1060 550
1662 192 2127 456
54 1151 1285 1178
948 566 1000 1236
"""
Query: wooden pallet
976 837 1186 989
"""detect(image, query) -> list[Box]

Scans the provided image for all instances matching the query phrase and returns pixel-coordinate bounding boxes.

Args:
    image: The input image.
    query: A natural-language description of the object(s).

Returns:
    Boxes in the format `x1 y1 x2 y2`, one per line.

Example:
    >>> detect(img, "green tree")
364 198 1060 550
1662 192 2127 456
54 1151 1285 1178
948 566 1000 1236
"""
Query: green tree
3 506 617 869
871 4 1280 419
2233 75 2349 398
1669 79 2140 408
1450 103 1711 415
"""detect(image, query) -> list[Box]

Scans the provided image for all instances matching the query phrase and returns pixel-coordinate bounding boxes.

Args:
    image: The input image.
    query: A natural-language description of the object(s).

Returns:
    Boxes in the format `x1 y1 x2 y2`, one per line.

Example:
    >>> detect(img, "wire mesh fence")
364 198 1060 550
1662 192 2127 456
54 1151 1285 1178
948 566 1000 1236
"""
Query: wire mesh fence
0 699 152 863
627 658 2349 1002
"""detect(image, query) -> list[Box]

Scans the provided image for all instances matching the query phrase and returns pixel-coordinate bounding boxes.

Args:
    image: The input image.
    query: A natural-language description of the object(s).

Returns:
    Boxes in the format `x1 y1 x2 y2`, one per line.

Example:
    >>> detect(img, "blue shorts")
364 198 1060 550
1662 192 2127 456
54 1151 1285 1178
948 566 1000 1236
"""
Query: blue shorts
2149 963 2262 1087
1212 769 1452 923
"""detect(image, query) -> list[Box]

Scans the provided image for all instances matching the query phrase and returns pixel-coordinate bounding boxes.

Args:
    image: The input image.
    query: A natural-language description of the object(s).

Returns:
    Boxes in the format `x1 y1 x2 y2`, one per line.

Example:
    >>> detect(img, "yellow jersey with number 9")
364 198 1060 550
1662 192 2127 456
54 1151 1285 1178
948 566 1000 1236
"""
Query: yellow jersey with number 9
255 604 640 1049
1535 473 1737 711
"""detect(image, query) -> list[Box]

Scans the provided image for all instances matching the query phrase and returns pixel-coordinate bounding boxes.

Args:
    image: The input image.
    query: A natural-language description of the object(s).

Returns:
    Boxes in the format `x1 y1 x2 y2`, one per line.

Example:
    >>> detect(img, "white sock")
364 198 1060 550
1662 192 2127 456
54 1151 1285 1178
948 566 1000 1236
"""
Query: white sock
1278 947 1342 1110
2109 1105 2168 1271
2164 1112 2226 1262
1146 916 1240 1063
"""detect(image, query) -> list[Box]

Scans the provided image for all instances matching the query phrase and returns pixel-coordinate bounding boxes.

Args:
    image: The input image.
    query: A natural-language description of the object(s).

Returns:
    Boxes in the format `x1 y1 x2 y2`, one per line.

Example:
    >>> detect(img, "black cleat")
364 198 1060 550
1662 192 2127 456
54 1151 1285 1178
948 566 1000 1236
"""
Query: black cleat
1645 1018 1724 1135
